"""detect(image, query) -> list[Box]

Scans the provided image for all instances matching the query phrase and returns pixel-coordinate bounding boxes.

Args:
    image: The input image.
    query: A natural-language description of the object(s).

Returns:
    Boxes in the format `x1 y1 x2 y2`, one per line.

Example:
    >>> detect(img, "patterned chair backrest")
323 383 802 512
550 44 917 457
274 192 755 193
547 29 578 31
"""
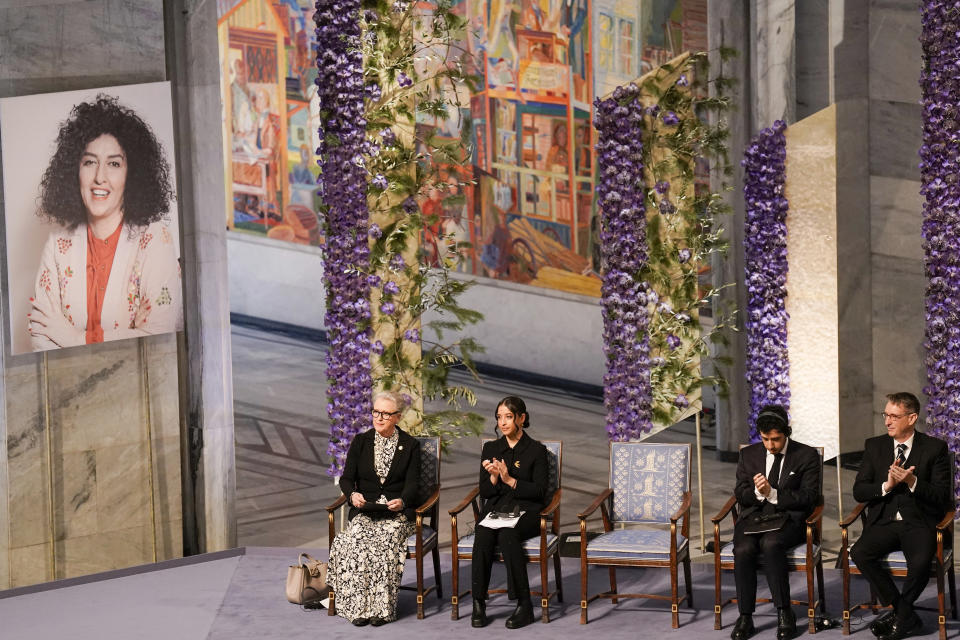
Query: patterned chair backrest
415 436 441 505
609 442 691 524
481 438 562 491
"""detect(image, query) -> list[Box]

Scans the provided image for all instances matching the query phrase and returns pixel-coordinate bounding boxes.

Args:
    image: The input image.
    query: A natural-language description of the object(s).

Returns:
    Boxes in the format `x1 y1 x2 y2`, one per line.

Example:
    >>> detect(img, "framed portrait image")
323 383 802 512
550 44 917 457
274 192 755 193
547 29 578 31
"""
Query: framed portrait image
0 81 182 355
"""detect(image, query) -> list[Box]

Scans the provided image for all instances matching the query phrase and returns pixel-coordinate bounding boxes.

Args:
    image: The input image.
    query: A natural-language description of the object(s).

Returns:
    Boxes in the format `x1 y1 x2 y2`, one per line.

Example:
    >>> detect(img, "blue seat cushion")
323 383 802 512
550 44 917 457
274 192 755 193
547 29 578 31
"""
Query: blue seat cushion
586 529 688 561
719 541 820 565
847 545 953 571
456 532 559 556
406 526 437 554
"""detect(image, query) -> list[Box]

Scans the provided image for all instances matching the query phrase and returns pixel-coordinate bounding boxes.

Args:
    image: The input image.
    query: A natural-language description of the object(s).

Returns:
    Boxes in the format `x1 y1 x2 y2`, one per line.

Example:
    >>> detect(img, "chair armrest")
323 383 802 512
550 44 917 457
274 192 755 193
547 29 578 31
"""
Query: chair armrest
936 508 956 530
669 491 692 523
326 493 347 511
577 488 613 520
710 495 737 524
448 486 480 515
805 503 824 526
416 485 440 515
539 488 562 518
839 502 866 528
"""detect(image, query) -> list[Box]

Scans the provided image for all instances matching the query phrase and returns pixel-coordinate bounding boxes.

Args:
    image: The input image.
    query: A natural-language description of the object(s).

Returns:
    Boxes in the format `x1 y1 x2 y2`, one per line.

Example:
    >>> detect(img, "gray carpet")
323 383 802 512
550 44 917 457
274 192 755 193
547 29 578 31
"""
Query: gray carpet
1 547 956 639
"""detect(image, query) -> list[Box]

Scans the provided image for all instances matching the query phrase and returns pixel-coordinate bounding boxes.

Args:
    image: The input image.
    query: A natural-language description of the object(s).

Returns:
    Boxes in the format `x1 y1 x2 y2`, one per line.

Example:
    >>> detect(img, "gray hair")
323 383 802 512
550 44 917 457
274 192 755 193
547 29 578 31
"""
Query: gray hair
373 390 408 412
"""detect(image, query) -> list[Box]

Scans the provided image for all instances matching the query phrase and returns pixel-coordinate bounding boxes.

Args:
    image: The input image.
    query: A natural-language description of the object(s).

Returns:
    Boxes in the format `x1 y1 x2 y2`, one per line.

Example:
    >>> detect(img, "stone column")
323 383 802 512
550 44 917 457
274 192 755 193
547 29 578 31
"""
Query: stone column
751 0 796 129
164 0 237 553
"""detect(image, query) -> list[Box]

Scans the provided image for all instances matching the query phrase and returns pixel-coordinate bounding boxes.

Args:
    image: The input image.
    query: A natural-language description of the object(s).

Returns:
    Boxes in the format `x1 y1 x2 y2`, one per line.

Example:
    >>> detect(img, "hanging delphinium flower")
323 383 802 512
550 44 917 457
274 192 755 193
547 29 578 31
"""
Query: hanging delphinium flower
315 0 372 476
595 86 653 440
742 120 789 440
919 0 960 501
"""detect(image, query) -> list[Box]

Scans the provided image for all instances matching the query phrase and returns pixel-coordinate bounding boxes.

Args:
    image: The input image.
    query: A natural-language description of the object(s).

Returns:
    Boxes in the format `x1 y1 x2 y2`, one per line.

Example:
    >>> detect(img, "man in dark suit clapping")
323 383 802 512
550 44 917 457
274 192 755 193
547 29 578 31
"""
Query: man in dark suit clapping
731 405 821 640
850 392 952 640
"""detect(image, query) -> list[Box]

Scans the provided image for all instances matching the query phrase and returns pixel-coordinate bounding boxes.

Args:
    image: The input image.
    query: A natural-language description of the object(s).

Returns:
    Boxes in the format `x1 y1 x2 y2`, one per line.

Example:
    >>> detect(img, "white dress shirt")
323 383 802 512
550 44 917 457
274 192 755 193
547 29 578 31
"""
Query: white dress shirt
755 438 790 504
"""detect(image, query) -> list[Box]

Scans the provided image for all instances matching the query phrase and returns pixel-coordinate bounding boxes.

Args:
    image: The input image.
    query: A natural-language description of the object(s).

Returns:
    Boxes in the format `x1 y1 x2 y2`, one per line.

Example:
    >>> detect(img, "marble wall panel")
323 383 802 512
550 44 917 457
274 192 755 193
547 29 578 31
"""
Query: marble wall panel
871 254 927 424
869 100 922 182
870 176 923 262
96 442 152 532
869 0 921 105
751 0 797 128
9 541 52 587
145 333 182 441
58 526 151 575
54 449 97 540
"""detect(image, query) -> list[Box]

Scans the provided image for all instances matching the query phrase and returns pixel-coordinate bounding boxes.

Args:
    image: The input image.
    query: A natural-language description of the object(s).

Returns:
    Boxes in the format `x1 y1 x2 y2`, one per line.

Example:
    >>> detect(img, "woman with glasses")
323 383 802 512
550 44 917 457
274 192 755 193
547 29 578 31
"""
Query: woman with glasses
470 395 549 630
327 390 421 626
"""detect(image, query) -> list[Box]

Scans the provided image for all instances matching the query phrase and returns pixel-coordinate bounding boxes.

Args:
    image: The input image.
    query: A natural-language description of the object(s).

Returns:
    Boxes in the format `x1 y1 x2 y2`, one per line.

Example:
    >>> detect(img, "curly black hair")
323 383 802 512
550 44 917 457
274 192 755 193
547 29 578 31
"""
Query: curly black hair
38 94 174 229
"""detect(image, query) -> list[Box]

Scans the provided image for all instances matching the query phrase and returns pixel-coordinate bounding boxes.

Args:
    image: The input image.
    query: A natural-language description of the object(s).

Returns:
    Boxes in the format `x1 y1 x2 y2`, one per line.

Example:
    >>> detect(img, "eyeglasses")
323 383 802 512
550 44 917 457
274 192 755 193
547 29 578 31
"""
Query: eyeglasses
881 412 915 421
372 409 400 420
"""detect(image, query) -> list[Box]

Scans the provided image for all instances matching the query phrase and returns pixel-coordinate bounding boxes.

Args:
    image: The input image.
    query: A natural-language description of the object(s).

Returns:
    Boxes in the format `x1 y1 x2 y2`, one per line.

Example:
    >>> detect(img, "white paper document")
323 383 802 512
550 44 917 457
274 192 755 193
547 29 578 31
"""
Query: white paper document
478 511 526 529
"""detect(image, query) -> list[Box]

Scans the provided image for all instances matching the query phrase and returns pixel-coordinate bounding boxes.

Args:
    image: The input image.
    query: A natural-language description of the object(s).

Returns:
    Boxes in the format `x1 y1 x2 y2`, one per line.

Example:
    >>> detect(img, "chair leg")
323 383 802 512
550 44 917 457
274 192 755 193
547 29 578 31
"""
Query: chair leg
580 557 588 624
451 552 460 621
937 559 947 640
328 589 337 616
432 546 443 600
714 558 722 630
806 563 816 634
540 554 550 623
841 559 850 635
608 567 618 604
816 559 826 615
416 551 425 620
949 562 958 620
670 561 679 629
553 551 563 602
683 555 693 608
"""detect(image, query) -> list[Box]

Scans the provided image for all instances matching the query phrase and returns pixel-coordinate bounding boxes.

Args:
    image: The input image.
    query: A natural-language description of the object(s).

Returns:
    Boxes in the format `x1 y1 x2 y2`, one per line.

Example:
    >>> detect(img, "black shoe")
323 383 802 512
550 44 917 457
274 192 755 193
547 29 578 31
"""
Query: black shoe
731 614 756 640
776 608 797 640
878 613 922 640
471 599 489 628
352 618 370 627
869 610 896 637
370 617 389 627
505 600 534 629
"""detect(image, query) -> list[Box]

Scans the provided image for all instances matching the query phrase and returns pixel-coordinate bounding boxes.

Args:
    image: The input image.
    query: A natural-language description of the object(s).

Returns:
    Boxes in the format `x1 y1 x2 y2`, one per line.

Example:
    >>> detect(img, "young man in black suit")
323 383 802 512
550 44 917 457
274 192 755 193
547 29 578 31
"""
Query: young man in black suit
731 405 821 640
850 392 952 640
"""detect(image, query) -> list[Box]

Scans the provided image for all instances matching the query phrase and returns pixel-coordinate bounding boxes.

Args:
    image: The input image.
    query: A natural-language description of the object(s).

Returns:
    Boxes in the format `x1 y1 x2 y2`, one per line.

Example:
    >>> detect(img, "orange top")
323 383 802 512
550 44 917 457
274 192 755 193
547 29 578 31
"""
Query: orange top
85 224 122 344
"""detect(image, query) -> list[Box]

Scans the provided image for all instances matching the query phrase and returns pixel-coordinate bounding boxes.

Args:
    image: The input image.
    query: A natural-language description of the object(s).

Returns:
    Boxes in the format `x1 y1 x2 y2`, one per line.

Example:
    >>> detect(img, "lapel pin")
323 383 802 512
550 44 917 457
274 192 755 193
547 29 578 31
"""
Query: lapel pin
398 446 403 450
514 461 520 468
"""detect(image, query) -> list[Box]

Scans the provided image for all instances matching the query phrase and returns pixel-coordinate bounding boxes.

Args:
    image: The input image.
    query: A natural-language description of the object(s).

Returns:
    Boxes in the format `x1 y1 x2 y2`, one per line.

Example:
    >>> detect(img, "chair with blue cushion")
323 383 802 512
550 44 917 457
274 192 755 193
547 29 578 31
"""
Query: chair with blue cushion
578 441 693 627
326 435 442 619
711 446 825 634
448 439 563 623
838 453 957 640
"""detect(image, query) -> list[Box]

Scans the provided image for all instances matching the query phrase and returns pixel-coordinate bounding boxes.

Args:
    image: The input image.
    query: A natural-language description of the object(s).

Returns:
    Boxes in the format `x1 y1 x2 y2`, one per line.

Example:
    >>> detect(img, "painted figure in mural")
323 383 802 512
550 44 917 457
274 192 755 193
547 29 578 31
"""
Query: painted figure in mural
730 406 821 640
289 144 314 185
327 391 421 627
481 210 513 279
849 392 952 640
470 396 549 630
253 88 282 221
28 94 182 350
545 122 568 172
230 59 257 152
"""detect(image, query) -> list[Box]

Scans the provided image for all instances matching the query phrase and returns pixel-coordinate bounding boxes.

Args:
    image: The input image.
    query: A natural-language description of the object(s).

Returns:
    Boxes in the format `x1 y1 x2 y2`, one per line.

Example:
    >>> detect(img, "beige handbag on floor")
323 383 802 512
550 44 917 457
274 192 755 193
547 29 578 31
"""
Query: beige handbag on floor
286 552 330 606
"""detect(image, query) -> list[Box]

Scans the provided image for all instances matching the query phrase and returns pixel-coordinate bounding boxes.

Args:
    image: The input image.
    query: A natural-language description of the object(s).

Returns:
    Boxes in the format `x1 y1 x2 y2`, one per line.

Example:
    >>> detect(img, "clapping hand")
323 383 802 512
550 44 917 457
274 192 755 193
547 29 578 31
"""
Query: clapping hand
886 460 916 491
482 458 500 485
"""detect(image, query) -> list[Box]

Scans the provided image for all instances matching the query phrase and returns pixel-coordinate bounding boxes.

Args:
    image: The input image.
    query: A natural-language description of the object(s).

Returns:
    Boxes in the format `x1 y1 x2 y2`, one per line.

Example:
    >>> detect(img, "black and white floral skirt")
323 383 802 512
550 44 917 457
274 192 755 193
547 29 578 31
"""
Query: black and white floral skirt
327 513 415 622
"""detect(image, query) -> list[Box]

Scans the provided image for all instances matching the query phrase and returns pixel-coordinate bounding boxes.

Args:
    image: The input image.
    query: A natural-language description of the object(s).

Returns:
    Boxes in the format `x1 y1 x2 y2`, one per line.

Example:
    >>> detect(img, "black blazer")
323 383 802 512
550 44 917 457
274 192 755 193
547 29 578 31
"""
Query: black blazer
478 432 549 518
339 428 421 521
735 438 821 526
852 431 952 529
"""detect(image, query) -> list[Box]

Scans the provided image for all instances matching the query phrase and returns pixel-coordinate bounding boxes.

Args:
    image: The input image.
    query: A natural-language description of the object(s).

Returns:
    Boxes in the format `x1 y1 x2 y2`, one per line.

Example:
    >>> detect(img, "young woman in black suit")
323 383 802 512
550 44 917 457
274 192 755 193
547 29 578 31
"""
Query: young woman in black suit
471 396 549 629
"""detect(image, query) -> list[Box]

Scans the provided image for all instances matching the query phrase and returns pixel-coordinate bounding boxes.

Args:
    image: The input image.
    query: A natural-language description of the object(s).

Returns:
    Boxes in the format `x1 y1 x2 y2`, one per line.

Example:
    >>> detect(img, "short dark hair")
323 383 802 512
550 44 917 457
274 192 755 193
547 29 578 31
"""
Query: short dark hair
885 392 920 416
756 404 791 437
38 94 174 230
495 396 530 429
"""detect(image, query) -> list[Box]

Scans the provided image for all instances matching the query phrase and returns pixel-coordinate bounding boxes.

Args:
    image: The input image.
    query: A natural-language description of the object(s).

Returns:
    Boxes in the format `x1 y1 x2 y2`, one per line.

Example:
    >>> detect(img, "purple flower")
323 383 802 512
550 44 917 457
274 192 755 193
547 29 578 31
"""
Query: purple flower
673 394 690 409
383 280 400 295
678 248 691 263
397 72 413 88
659 199 676 215
380 302 396 315
654 180 670 195
390 254 406 270
403 329 420 343
371 174 388 190
666 334 681 350
368 223 383 238
366 274 381 287
662 111 679 126
676 74 688 87
402 197 419 214
381 128 396 146
371 340 384 354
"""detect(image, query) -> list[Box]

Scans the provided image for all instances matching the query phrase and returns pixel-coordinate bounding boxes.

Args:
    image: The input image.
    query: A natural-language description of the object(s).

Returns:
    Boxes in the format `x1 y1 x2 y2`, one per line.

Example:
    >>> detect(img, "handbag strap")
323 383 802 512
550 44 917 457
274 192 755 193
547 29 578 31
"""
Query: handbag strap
299 552 324 577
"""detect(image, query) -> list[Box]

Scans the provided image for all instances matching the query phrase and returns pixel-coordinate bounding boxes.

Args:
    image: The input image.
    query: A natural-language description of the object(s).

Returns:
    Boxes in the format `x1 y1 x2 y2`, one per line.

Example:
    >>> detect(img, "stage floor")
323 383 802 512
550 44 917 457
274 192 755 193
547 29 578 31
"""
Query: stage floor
0 546 956 640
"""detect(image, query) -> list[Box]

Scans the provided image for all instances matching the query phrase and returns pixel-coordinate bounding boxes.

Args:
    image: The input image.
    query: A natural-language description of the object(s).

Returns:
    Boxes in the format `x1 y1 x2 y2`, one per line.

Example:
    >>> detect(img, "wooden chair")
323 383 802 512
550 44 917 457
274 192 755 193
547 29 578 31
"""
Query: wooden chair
325 435 443 619
838 454 957 640
711 446 826 634
578 441 693 627
448 440 563 623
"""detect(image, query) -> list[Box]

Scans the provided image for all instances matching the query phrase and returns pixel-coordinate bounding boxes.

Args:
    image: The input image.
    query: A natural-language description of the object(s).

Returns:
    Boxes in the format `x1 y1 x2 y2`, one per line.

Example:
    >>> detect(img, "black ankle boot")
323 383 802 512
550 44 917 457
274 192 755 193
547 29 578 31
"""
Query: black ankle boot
471 599 489 628
505 599 534 629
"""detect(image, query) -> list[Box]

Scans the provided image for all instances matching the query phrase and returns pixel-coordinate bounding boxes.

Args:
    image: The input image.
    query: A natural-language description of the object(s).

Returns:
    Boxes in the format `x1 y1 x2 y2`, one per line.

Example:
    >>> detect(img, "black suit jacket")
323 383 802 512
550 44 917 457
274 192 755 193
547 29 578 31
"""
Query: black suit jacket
735 438 821 527
852 431 951 529
478 432 549 518
339 428 421 521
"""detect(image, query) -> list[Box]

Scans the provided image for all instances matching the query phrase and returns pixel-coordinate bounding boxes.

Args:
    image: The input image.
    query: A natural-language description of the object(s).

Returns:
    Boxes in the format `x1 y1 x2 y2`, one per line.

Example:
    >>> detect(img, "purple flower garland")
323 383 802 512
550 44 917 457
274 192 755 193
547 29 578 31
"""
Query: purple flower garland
595 87 653 440
742 120 790 440
315 0 373 476
919 1 960 499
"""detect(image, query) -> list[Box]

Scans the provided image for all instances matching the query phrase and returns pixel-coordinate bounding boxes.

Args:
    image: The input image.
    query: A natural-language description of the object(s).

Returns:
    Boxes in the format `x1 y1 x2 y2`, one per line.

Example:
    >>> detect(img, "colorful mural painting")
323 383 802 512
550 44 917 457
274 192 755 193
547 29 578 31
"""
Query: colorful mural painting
216 0 706 294
218 0 322 245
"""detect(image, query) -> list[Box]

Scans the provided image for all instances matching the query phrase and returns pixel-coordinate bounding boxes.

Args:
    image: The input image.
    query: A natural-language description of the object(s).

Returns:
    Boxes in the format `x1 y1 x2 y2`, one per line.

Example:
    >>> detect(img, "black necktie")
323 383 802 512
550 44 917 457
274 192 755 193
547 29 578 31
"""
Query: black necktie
895 443 907 467
768 453 783 490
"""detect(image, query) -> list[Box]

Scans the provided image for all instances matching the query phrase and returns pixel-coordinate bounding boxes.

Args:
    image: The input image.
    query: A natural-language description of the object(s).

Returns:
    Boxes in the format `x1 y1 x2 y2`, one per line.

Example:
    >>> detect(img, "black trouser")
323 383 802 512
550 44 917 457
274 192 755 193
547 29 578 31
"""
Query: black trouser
471 511 541 601
850 519 936 620
733 518 805 614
